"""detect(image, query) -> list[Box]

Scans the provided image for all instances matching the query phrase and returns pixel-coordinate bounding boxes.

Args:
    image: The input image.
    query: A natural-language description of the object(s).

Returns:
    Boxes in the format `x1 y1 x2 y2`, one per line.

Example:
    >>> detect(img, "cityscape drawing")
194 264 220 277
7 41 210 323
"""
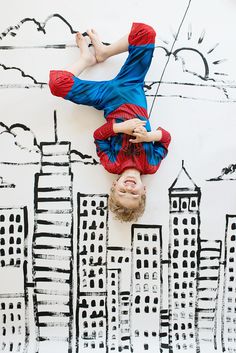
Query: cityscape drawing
1 0 236 352
1 127 236 352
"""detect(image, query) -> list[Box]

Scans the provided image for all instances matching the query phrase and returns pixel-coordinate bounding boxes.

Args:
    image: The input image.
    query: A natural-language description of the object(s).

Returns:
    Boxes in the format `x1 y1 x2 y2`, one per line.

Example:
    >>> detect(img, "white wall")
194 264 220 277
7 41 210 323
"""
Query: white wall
0 1 236 352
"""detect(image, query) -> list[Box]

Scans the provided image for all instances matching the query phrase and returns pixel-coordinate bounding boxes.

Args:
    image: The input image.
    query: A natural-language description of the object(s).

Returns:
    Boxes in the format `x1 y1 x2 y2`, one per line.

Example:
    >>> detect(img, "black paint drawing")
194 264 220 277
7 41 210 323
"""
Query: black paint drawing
207 163 236 182
0 207 29 353
32 130 74 353
0 176 15 188
1 0 236 352
0 113 99 166
1 116 236 352
1 4 236 105
222 215 236 353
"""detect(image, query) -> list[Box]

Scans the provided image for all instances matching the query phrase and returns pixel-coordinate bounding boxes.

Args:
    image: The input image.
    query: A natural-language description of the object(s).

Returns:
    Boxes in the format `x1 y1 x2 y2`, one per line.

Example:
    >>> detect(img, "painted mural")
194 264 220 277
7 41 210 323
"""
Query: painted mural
0 0 236 352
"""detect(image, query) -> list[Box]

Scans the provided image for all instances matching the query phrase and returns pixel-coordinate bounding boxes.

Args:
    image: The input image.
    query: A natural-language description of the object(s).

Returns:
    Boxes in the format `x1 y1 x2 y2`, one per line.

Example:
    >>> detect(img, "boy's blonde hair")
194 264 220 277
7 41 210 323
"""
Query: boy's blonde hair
108 187 146 222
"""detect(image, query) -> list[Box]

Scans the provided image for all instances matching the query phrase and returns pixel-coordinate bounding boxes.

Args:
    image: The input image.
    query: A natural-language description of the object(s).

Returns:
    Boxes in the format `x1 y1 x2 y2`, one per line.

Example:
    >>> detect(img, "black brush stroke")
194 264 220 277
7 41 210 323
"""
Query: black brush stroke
0 14 76 40
148 0 193 118
198 29 206 44
0 63 46 86
147 94 236 104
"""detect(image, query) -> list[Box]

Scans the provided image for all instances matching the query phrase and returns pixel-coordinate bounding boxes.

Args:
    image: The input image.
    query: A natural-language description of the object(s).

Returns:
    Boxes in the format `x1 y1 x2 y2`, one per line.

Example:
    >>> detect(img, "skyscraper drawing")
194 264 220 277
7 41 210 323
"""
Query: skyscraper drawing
130 224 162 353
196 239 222 352
168 162 201 352
32 115 74 353
222 215 236 352
76 193 108 353
107 247 131 352
0 207 28 353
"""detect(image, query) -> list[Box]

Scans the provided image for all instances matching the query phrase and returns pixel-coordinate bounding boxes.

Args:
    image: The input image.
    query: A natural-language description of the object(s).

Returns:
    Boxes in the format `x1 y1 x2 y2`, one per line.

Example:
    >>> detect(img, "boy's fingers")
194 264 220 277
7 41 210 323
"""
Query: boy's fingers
129 137 138 142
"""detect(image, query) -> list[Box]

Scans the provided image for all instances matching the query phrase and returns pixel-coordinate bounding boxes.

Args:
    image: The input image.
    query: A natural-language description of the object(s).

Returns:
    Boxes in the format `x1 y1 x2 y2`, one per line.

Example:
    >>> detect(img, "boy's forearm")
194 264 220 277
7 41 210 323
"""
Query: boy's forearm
113 122 123 134
146 129 162 142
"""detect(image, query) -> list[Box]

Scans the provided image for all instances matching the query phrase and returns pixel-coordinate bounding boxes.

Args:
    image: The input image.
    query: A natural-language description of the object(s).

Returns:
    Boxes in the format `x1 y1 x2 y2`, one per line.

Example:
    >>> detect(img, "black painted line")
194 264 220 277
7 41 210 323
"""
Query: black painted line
196 308 215 313
36 220 71 227
207 43 220 54
0 84 46 89
37 336 69 342
34 289 70 296
0 63 46 85
0 293 24 298
197 276 219 281
37 322 69 327
37 187 71 192
34 277 70 283
200 247 221 252
33 254 71 260
198 29 206 44
148 0 192 118
107 246 126 251
34 232 71 238
198 288 217 292
147 94 236 104
199 266 220 270
37 197 71 202
78 292 107 296
200 316 214 321
41 162 70 167
36 209 72 214
34 245 71 251
34 266 71 273
36 311 70 317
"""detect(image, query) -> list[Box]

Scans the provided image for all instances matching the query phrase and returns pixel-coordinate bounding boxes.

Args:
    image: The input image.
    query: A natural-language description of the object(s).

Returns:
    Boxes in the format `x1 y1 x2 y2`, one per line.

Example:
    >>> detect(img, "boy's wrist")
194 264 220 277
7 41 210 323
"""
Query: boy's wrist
113 122 122 134
147 130 162 142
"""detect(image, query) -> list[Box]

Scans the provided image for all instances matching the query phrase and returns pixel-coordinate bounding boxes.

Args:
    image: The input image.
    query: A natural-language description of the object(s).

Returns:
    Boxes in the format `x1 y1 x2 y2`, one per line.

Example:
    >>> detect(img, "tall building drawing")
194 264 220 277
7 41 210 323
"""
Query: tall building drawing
76 193 108 353
107 247 131 352
32 116 74 353
0 207 28 353
222 215 236 353
131 224 162 353
0 208 27 268
168 162 201 352
196 239 222 352
160 258 171 353
107 268 120 353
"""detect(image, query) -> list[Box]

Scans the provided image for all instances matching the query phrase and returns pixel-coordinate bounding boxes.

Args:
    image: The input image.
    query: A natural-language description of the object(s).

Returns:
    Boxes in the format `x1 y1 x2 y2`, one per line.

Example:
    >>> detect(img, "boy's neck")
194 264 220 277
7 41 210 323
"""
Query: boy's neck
121 168 141 178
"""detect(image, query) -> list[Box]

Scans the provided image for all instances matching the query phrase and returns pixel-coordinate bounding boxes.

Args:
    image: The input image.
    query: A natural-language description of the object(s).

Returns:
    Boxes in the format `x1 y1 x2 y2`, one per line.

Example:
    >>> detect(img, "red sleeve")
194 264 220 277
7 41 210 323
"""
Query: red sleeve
49 70 74 98
128 23 156 46
157 127 171 150
93 121 116 140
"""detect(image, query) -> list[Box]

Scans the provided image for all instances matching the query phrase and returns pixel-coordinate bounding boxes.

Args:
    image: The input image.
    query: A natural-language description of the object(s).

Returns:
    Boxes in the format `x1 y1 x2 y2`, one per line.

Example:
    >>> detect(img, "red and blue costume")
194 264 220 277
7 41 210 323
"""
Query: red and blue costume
49 23 171 174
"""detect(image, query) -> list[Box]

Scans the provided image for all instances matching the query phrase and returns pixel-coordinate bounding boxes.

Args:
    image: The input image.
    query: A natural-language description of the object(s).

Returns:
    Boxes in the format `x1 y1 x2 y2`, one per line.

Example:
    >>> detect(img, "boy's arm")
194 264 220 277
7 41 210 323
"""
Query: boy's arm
93 122 119 173
152 127 171 161
129 126 171 166
129 126 171 149
152 127 171 150
93 118 147 172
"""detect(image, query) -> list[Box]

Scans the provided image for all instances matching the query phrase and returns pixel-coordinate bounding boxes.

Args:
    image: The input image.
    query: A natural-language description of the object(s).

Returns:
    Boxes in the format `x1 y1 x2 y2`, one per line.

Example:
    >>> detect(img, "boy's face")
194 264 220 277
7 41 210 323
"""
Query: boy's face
112 174 146 209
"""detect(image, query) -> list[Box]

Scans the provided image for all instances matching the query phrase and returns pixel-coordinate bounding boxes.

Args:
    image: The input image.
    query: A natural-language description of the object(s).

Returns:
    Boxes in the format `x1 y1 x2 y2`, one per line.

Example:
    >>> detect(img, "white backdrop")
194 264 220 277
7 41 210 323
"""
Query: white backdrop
0 1 236 352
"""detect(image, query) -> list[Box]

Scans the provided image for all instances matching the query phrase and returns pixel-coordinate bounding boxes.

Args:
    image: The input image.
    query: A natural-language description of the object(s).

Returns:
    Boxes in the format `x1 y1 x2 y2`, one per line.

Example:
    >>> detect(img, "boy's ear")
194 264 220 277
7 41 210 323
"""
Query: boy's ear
113 180 117 187
143 185 147 194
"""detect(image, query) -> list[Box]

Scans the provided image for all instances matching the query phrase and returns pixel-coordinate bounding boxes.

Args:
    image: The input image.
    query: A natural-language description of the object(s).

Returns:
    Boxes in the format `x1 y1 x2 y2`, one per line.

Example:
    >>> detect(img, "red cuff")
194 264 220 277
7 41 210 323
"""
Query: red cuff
128 23 156 46
49 70 74 98
157 127 171 149
94 121 116 140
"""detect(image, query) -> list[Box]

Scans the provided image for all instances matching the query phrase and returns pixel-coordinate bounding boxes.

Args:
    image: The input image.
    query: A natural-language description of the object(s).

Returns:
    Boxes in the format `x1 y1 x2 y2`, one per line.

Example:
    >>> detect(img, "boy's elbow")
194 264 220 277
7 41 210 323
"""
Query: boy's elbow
48 70 74 98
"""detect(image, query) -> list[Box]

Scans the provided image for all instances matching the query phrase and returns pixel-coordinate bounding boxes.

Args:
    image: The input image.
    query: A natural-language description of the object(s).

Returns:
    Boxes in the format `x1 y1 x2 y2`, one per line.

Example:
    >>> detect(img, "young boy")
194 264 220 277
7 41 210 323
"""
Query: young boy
49 23 171 222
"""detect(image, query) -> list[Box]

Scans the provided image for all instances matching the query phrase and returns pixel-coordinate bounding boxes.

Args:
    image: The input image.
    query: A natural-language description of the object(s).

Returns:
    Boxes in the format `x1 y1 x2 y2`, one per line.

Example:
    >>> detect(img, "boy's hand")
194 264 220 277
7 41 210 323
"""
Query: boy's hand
129 127 163 144
129 126 150 143
113 118 146 135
